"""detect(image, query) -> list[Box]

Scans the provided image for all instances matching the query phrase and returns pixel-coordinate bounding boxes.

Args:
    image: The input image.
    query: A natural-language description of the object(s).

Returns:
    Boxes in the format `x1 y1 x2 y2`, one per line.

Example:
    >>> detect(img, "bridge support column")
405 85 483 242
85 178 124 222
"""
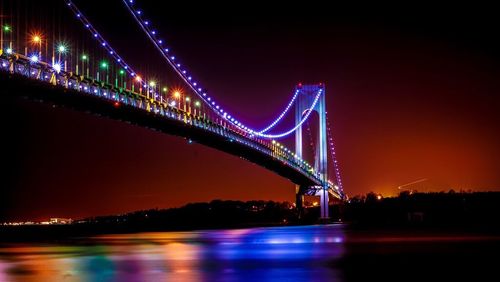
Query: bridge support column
320 186 329 222
295 185 304 219
295 84 330 222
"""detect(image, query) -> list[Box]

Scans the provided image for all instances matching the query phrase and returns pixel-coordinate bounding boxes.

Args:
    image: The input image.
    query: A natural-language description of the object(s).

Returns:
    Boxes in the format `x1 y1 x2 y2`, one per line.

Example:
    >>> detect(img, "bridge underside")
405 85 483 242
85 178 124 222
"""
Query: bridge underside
1 72 322 188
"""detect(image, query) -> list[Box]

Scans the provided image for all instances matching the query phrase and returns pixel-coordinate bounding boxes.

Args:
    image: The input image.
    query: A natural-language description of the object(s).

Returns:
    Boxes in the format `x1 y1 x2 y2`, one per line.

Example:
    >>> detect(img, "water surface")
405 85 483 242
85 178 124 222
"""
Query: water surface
1 224 499 281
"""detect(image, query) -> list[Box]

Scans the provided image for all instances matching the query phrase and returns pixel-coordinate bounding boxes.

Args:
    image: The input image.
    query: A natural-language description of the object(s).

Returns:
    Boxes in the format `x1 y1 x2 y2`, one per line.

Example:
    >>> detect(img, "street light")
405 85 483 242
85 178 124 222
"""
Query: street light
81 54 89 77
185 96 191 112
57 44 67 60
56 43 68 71
148 81 157 99
133 75 142 93
173 90 182 109
32 35 41 44
30 54 39 63
31 34 42 57
194 100 201 116
1 25 11 50
118 69 126 88
100 61 109 83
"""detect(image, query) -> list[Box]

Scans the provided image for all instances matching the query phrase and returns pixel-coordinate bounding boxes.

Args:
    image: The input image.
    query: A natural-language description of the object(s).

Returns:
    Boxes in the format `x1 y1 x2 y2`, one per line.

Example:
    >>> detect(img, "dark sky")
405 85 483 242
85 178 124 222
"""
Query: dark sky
1 1 499 221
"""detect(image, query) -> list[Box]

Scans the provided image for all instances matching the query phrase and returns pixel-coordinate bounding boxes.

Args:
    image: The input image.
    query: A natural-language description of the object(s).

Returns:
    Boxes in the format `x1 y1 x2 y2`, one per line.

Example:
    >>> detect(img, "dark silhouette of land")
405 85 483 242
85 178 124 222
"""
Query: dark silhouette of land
2 191 500 242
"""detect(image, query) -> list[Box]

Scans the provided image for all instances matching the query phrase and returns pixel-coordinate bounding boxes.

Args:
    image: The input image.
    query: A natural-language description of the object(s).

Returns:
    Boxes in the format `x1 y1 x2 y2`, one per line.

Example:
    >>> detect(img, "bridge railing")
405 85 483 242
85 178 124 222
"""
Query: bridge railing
0 52 329 187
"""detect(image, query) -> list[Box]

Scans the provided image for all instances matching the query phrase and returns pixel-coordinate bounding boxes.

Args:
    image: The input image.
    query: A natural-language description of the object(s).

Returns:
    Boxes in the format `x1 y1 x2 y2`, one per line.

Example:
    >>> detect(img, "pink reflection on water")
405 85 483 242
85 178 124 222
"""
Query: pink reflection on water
0 225 347 281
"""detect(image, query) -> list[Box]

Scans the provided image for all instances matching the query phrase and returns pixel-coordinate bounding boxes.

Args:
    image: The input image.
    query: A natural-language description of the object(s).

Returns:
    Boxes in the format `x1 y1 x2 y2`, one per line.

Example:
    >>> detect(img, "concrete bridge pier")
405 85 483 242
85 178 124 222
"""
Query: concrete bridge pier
295 185 305 219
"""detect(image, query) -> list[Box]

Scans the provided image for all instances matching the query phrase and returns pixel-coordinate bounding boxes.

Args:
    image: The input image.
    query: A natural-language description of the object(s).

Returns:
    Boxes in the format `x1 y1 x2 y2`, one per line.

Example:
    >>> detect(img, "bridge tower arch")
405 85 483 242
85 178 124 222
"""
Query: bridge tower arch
295 83 329 220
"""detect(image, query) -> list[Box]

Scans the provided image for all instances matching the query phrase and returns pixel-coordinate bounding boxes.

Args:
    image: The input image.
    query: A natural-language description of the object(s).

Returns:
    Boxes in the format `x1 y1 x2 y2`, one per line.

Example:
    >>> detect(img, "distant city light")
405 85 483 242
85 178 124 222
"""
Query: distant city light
173 91 181 98
135 76 142 82
3 25 11 32
81 54 88 60
149 81 156 87
100 61 108 69
162 87 168 92
6 48 13 54
119 69 125 75
30 55 39 63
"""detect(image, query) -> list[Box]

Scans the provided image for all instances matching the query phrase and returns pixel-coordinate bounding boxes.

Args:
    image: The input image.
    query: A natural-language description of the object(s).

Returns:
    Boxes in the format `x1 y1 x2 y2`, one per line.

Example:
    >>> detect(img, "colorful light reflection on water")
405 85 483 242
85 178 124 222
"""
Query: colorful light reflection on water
0 225 345 281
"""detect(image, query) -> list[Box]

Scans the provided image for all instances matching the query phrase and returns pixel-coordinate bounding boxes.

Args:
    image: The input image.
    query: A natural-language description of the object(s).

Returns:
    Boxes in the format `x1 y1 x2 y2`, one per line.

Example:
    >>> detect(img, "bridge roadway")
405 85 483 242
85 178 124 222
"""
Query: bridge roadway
0 52 342 199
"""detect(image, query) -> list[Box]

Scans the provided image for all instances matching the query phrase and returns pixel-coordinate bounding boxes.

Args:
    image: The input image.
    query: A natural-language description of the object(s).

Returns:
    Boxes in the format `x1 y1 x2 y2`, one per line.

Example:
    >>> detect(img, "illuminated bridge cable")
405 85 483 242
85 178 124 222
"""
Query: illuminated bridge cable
326 112 344 194
66 0 323 140
122 0 314 138
306 119 316 163
257 89 300 134
64 1 141 83
122 0 238 127
252 89 323 139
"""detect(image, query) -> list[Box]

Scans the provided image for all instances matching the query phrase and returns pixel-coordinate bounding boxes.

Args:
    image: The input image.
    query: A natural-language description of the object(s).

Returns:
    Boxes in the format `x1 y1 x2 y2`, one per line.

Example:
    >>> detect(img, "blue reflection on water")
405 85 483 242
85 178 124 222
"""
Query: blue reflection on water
0 224 345 281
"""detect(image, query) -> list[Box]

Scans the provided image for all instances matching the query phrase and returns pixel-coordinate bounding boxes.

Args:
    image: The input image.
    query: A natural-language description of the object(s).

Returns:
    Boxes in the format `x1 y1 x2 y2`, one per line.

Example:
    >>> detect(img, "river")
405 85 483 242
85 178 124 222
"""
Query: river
1 224 499 281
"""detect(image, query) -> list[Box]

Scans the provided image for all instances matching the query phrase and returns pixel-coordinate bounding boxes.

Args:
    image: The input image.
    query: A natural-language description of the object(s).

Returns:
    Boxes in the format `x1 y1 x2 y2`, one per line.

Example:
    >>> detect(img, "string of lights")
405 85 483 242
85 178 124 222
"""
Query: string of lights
65 0 324 141
122 0 319 139
254 89 323 139
122 0 241 128
257 89 300 134
326 112 344 194
64 1 144 87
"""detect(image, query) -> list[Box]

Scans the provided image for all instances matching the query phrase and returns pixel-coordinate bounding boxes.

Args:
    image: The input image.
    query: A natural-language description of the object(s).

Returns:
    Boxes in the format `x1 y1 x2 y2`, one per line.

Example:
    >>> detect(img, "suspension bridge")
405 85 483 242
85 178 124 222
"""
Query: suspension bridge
0 0 345 219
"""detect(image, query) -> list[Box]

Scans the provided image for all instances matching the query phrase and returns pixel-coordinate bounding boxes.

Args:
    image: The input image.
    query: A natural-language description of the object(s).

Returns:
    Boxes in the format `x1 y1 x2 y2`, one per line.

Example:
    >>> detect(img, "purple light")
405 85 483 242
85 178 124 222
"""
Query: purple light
30 55 39 63
53 63 62 73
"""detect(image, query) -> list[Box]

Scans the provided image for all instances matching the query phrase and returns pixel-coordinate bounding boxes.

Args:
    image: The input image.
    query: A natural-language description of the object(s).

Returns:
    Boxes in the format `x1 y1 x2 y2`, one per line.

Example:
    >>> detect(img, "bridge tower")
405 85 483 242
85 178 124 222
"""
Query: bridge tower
295 83 329 220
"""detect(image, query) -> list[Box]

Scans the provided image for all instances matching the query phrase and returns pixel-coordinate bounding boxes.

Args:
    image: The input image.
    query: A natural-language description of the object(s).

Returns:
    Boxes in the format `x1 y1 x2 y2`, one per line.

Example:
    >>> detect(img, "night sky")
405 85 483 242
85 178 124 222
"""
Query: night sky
1 1 499 221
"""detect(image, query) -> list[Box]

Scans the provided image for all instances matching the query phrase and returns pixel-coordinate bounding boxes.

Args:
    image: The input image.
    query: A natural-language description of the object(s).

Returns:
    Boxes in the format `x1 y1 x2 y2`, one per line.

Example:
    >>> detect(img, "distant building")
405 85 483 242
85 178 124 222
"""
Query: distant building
49 218 73 224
